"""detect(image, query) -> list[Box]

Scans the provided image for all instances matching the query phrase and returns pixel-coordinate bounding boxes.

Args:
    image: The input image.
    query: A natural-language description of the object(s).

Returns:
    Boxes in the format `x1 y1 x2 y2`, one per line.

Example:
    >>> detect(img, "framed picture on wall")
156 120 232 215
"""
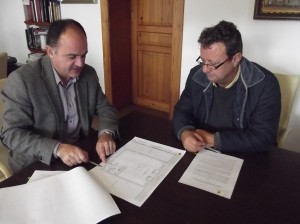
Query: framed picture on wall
254 0 300 20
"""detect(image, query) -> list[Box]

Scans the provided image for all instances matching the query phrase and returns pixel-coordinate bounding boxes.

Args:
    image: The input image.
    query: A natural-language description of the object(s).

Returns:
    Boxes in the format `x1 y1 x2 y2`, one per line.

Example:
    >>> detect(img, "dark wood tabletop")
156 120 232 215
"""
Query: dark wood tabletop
1 111 300 224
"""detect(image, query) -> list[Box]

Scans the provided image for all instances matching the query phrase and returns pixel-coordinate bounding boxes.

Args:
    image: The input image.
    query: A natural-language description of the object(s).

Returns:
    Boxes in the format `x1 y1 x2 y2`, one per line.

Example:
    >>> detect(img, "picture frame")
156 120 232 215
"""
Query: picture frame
61 0 97 4
254 0 300 20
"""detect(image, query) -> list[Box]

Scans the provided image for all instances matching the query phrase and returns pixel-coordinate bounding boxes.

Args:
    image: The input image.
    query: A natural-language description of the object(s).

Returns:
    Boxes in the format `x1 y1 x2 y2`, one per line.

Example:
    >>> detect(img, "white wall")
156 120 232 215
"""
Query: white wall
0 1 28 64
181 0 300 86
1 0 300 152
60 2 104 86
0 0 104 86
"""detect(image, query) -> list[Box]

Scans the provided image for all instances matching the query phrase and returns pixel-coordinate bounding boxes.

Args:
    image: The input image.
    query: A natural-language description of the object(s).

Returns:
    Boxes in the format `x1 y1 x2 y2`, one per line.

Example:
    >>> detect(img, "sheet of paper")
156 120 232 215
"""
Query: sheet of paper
0 167 120 224
179 149 243 199
89 137 185 207
28 170 65 182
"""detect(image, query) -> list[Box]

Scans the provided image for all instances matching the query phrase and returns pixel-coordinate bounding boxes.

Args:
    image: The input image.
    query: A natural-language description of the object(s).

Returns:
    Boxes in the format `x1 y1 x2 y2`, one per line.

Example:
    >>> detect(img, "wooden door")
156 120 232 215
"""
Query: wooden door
101 0 184 118
131 0 184 116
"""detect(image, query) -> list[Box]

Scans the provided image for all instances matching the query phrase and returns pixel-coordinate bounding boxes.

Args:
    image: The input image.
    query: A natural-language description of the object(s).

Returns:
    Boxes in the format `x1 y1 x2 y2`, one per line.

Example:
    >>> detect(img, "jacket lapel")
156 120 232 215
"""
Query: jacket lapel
76 77 89 136
40 56 65 138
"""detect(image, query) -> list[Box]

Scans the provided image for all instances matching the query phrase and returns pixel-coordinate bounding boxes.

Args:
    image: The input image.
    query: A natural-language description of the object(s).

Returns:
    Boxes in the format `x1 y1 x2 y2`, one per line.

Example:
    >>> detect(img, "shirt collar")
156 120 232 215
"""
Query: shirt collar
52 66 77 86
213 65 240 89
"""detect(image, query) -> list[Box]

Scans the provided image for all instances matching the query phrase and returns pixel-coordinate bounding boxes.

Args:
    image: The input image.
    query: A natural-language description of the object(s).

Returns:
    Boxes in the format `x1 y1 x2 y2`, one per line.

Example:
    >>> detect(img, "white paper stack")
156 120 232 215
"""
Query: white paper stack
0 167 120 224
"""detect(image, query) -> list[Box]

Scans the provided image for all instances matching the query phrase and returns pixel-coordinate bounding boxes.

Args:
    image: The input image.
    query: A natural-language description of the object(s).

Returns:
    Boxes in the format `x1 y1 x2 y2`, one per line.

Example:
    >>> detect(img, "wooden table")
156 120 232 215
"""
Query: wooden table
1 111 300 224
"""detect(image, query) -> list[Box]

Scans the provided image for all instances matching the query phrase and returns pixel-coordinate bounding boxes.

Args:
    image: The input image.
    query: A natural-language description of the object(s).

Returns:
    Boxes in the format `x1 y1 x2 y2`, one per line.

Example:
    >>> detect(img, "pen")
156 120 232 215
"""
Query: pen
89 160 102 167
194 147 221 155
205 147 221 153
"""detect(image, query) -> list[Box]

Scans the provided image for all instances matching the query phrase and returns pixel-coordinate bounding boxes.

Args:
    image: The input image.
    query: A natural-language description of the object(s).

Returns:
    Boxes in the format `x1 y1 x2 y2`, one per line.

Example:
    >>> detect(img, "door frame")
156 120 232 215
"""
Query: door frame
100 0 112 101
100 0 184 119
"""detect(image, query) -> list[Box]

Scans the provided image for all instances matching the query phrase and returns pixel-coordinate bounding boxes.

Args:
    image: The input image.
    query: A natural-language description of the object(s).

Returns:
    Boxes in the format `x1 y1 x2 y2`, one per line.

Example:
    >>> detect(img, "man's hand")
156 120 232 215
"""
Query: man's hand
57 143 89 166
194 129 215 148
96 133 116 163
181 129 206 153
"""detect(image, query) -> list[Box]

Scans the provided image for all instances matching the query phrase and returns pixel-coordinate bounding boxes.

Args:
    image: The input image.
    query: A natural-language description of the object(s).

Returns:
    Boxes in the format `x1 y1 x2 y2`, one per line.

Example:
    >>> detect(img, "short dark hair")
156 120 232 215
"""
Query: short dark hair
46 19 86 47
198 20 243 57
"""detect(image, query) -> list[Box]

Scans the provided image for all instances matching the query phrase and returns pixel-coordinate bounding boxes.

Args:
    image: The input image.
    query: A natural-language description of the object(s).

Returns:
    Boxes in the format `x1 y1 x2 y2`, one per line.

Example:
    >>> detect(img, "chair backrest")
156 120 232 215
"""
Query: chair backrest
274 73 300 147
0 78 12 181
0 162 12 181
0 52 8 79
0 78 7 125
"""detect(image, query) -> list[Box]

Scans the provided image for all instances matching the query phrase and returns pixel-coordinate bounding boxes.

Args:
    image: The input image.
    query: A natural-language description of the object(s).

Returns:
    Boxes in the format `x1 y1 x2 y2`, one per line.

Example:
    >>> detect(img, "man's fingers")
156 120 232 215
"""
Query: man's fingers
109 142 116 154
194 131 204 141
100 150 107 163
96 137 117 163
58 144 89 166
77 150 89 163
96 145 107 163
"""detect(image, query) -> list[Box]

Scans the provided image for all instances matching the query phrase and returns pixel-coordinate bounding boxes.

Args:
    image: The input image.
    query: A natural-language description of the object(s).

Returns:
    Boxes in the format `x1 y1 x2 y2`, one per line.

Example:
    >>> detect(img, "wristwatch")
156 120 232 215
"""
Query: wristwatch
99 129 115 138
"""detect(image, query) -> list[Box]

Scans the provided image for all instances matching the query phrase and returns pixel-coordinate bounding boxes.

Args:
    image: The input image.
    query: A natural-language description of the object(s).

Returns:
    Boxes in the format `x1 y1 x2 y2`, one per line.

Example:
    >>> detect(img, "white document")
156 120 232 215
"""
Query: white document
179 149 243 199
28 170 65 182
90 137 185 207
0 167 120 224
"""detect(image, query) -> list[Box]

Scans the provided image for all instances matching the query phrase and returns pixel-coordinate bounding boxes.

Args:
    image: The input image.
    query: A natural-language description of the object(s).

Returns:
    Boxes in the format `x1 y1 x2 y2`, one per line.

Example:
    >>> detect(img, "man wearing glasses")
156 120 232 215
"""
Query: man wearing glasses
172 20 281 153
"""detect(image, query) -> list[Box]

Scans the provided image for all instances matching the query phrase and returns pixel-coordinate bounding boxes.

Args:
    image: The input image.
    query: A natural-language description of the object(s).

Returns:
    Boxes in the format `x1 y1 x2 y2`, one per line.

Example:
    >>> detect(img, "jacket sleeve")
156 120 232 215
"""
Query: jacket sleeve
0 70 59 169
95 84 119 137
73 65 119 139
83 66 119 137
172 66 201 140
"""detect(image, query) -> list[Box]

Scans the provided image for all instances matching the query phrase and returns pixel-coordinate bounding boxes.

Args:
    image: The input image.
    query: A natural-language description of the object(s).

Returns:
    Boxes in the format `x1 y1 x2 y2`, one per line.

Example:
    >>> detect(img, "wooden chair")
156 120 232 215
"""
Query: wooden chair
0 52 7 79
0 78 13 181
0 162 12 182
274 73 300 148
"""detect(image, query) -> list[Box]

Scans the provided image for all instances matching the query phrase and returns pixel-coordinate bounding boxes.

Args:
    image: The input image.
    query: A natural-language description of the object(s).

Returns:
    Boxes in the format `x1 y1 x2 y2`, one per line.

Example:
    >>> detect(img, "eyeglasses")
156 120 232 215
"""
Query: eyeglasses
196 56 229 70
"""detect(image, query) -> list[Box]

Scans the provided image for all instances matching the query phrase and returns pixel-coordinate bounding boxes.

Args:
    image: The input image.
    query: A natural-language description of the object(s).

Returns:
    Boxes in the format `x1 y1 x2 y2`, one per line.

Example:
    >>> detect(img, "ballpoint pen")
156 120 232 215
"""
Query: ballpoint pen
89 160 102 167
194 147 221 155
205 147 221 153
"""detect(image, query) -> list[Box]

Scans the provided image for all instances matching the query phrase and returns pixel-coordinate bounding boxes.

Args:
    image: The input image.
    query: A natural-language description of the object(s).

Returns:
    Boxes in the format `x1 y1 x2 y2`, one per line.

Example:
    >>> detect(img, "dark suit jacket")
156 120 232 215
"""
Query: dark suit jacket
0 56 118 172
